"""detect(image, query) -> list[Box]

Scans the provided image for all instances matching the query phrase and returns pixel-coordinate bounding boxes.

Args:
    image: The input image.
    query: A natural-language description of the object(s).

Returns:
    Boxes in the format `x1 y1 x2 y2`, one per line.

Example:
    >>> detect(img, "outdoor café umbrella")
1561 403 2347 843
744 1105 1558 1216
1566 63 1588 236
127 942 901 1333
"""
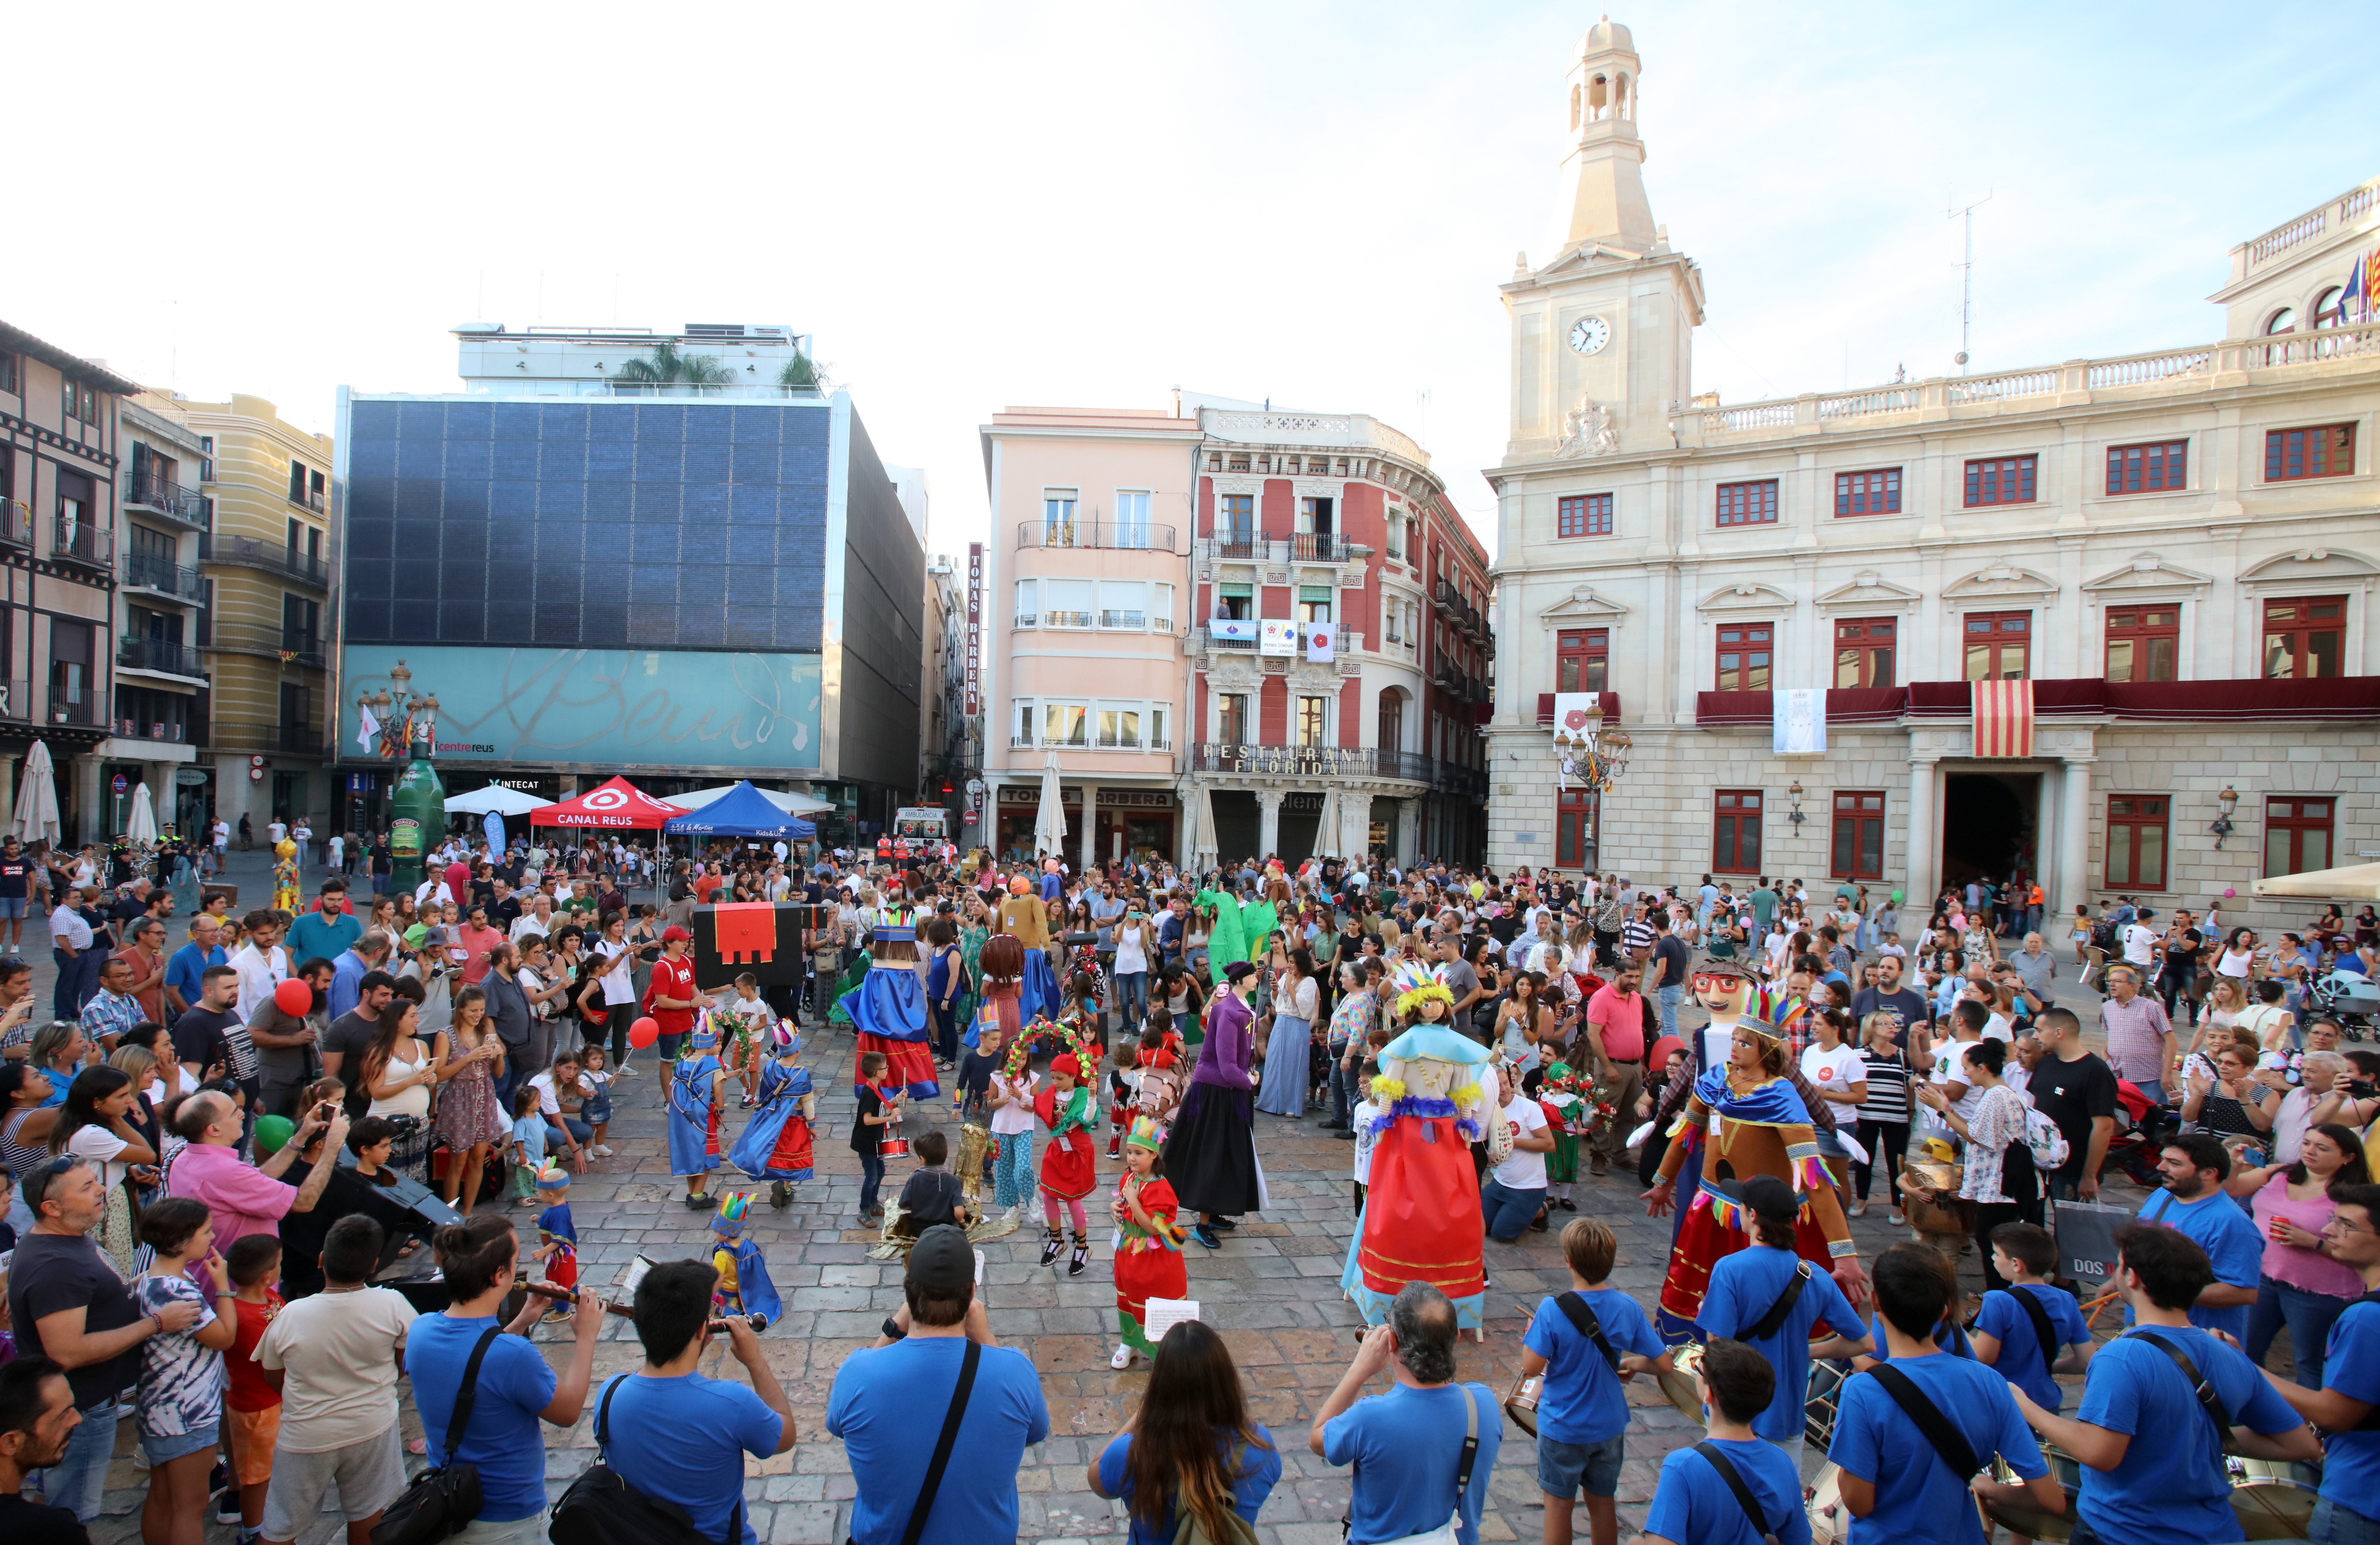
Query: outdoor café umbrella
1032 752 1067 858
12 741 59 847
128 782 159 843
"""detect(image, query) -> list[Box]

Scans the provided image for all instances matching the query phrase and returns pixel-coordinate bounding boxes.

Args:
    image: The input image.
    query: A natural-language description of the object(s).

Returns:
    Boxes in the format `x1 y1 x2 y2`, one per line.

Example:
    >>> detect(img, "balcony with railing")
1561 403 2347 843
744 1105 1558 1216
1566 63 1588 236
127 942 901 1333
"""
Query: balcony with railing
1690 677 2380 727
123 552 207 603
0 505 29 551
1193 743 1431 782
201 533 329 588
212 625 326 667
117 637 205 678
1199 622 1259 652
47 687 99 727
124 472 209 530
113 715 190 744
1214 529 1260 560
1292 533 1352 563
51 518 112 570
1015 521 1179 554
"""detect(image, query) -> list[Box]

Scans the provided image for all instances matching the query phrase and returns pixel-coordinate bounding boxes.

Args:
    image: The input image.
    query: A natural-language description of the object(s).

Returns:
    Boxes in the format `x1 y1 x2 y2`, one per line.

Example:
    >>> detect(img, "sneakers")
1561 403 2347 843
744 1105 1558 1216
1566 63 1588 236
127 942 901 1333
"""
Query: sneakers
1068 1233 1090 1277
1110 1343 1135 1369
1211 1217 1239 1232
1192 1224 1221 1251
592 1144 614 1158
1040 1229 1065 1267
615 1062 639 1078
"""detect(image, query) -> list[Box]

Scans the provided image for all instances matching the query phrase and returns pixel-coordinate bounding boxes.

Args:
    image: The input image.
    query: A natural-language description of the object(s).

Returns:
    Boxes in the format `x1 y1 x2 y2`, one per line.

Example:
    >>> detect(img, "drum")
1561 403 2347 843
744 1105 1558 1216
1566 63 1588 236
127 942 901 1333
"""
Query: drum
1981 1443 2084 1542
2225 1455 2317 1540
1805 1359 1850 1452
1806 1462 1850 1545
1503 1375 1542 1437
1658 1342 1705 1421
956 1122 991 1201
1902 1158 1972 1251
877 1127 911 1161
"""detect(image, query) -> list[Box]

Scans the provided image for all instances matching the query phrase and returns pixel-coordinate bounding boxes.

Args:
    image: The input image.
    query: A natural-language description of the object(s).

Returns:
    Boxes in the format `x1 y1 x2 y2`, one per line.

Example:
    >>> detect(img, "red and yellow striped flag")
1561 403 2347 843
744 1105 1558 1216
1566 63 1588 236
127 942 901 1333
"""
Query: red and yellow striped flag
1971 679 2034 758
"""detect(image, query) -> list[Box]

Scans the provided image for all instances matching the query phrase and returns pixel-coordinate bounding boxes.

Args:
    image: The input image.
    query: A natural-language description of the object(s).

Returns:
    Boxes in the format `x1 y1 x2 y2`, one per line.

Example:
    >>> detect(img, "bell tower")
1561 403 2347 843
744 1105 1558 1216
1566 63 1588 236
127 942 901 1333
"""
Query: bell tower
1562 17 1656 252
1500 16 1702 460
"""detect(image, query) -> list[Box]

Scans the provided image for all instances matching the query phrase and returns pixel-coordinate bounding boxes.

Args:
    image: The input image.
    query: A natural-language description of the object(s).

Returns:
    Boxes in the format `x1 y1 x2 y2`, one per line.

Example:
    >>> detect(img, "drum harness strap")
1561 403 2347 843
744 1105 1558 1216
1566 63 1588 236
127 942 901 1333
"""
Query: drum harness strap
1863 1364 1980 1481
1555 1292 1622 1370
1693 1442 1783 1545
1743 1260 1810 1342
2005 1286 2063 1381
2126 1328 2232 1443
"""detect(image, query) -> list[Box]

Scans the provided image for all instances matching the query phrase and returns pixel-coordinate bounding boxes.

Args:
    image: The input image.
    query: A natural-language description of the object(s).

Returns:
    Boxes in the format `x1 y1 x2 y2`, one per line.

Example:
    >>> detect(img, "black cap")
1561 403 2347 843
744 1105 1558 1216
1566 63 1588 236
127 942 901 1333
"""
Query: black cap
1741 1174 1798 1225
906 1224 974 1299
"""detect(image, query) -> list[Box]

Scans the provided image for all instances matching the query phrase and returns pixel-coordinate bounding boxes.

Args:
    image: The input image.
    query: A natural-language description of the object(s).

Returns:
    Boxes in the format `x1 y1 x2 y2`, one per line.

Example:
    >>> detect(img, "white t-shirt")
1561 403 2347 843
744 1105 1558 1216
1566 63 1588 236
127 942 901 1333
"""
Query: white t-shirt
67 1120 134 1193
1929 1035 1986 1125
2121 923 2160 968
529 1068 592 1116
1351 1098 1381 1185
1491 1095 1549 1191
1800 1041 1864 1098
990 1071 1037 1136
257 1285 419 1452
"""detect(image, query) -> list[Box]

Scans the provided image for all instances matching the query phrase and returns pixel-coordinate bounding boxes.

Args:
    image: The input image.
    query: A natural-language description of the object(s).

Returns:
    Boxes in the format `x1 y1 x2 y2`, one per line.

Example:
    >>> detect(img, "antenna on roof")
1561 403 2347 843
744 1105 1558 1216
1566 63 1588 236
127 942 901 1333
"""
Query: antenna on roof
1947 191 1992 373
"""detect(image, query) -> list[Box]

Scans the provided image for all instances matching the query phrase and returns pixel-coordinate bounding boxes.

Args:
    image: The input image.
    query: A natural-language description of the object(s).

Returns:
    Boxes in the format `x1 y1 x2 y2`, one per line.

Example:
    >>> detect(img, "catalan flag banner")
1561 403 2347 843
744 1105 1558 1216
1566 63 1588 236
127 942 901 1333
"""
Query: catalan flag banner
2339 248 2375 326
1971 678 2035 758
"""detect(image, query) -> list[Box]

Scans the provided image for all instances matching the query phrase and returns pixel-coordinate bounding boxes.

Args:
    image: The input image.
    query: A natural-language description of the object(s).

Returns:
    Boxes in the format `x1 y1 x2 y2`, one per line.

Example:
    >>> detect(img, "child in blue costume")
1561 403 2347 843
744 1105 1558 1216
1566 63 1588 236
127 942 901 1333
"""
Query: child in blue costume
666 1012 729 1211
709 1192 780 1330
837 887 939 1098
730 1021 818 1209
528 1163 577 1319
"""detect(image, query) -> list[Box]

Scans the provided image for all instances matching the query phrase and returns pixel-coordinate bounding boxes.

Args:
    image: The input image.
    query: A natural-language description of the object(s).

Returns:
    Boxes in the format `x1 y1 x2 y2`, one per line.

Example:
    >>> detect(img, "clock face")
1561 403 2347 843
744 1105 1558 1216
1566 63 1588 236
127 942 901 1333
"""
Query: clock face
1568 315 1611 355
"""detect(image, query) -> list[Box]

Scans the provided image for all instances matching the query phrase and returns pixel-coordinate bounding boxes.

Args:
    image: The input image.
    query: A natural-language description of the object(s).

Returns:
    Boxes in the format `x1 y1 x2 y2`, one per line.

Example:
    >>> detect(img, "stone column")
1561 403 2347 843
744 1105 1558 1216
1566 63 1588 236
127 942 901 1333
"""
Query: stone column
1397 797 1422 867
1078 784 1099 875
2057 758 2094 920
1256 789 1284 859
72 755 104 846
1905 754 1939 912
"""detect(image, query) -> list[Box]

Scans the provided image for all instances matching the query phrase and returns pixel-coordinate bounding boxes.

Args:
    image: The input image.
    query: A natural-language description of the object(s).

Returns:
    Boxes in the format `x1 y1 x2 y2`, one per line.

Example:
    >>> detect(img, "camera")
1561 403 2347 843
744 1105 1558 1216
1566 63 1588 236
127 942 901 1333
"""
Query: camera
2348 1079 2377 1100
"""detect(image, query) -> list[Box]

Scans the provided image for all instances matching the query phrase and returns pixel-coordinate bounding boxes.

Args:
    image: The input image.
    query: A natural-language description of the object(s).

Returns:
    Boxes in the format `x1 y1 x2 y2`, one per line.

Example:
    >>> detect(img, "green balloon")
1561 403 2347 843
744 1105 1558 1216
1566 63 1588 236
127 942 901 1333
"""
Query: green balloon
253 1114 296 1157
1890 889 1904 905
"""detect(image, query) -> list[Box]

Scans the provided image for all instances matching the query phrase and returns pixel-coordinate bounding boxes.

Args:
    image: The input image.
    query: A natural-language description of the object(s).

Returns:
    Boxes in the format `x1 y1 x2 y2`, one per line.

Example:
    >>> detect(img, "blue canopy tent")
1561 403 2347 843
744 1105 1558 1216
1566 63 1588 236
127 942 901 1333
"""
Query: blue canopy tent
661 780 817 842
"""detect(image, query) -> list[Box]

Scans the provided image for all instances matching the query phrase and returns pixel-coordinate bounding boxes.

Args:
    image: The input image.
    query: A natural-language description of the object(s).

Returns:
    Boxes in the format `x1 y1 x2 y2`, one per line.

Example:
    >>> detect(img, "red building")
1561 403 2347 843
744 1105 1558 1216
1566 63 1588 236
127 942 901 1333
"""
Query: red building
1186 400 1490 867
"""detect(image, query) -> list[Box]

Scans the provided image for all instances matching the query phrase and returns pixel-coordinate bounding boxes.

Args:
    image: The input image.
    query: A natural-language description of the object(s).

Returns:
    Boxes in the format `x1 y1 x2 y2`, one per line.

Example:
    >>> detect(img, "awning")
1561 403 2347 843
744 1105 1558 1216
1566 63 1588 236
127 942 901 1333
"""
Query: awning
1299 585 1332 602
2252 863 2380 901
529 776 680 830
1218 583 1253 597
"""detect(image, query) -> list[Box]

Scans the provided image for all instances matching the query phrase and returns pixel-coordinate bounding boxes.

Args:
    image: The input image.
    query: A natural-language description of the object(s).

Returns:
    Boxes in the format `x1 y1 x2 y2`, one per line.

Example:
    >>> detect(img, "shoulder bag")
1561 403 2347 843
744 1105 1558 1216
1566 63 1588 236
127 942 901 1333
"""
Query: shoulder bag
550 1378 743 1545
847 1339 981 1545
371 1327 499 1545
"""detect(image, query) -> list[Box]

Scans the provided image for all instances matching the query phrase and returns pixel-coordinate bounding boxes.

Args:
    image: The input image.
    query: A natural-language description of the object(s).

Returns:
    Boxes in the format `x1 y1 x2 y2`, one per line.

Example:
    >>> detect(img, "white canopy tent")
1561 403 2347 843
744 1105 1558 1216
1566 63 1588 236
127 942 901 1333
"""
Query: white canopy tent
2252 863 2380 901
663 785 833 817
444 784 555 818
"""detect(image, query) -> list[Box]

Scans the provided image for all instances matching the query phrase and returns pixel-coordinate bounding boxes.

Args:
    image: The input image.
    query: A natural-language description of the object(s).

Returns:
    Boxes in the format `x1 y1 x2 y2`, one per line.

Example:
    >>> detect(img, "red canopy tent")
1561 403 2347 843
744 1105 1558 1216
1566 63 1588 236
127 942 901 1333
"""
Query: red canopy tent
527 776 679 830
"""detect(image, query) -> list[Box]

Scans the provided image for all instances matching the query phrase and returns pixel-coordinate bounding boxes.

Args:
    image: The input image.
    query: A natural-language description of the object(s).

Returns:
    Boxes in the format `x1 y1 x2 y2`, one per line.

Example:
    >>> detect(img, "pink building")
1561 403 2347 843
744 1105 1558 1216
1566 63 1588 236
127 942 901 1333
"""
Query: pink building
977 405 1201 866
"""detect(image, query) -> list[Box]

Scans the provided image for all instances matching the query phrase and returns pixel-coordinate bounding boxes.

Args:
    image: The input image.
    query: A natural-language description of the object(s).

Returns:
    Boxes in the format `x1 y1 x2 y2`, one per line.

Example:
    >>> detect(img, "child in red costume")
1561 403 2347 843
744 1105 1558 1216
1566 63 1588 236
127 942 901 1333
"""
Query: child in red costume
1036 1051 1098 1277
1109 1115 1186 1369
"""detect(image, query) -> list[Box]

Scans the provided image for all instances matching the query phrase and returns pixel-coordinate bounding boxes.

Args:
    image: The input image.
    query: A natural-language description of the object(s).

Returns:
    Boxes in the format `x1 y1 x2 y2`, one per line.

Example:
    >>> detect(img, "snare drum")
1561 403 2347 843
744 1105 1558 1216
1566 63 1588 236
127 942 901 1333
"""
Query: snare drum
2225 1455 2317 1541
1504 1375 1542 1437
1805 1359 1850 1452
1982 1442 2083 1542
1806 1462 1850 1545
1658 1342 1705 1421
1901 1158 1972 1248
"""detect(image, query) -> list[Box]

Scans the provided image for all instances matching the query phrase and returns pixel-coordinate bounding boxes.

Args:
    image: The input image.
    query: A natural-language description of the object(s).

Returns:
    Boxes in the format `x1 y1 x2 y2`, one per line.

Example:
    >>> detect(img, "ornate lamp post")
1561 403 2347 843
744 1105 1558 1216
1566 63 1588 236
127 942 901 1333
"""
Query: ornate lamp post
1553 695 1629 871
357 659 447 895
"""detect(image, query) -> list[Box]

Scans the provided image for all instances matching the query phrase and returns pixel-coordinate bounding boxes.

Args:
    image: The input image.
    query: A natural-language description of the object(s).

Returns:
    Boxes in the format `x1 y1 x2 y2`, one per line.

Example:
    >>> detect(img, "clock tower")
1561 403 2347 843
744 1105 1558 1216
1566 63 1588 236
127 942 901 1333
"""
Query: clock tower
1500 16 1703 460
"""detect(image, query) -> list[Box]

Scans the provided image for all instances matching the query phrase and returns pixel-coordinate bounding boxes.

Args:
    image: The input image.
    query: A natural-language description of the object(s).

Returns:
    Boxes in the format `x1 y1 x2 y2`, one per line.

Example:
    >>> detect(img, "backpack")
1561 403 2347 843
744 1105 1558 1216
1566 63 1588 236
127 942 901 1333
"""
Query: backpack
2021 1103 2071 1170
2089 919 2120 951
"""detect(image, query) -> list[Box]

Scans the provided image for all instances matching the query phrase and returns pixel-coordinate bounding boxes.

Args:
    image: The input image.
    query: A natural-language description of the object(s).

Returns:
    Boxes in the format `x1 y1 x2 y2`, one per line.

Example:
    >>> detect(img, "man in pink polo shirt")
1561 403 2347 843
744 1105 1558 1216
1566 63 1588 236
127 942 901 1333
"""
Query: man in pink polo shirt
1583 961 1647 1177
167 1091 350 1251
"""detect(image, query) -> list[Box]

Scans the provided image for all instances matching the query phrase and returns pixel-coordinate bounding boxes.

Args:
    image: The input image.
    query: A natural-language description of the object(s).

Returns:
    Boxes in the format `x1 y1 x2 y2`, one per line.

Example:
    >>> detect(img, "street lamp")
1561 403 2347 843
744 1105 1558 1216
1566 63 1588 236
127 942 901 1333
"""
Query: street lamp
1553 694 1628 871
1788 780 1806 828
354 659 449 893
2210 785 2240 849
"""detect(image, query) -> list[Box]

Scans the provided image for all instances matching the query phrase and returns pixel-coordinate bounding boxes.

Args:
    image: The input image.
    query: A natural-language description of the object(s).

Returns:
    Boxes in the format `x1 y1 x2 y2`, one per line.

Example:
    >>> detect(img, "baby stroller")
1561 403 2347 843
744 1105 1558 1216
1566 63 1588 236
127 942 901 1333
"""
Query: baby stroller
2312 970 2380 1039
2100 1077 2173 1188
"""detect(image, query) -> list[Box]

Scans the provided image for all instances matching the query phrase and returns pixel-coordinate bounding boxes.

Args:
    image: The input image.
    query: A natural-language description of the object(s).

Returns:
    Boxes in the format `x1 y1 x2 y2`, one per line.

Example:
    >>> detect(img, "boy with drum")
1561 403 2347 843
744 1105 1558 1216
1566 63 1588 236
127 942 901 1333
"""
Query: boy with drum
1510 1217 1669 1545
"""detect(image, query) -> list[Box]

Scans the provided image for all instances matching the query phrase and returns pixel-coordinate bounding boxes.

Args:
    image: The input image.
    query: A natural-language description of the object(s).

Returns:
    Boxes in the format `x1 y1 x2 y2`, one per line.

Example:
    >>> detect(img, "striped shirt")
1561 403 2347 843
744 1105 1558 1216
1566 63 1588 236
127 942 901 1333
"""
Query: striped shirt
1620 920 1657 959
1860 1046 1914 1124
2099 993 2175 1086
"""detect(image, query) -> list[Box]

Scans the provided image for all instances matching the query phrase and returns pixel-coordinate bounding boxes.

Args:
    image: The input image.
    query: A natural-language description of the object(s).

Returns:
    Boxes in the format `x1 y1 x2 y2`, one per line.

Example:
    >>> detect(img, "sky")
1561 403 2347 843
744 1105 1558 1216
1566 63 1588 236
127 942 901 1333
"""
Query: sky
9 2 2374 567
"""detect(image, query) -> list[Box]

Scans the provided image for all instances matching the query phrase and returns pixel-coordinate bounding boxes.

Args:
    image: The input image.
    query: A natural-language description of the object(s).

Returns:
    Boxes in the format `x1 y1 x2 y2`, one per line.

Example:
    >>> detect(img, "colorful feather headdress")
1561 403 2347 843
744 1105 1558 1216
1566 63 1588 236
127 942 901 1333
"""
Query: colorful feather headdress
712 1192 754 1232
1125 1114 1166 1153
1391 959 1454 1017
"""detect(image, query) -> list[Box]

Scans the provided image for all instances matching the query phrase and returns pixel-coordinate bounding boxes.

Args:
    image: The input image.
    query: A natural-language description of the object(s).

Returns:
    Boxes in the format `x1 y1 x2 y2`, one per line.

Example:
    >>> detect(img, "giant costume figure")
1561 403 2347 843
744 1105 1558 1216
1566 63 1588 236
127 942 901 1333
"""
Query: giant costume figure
1642 963 1869 1340
729 1022 816 1208
1340 962 1511 1335
837 888 938 1097
996 875 1060 1021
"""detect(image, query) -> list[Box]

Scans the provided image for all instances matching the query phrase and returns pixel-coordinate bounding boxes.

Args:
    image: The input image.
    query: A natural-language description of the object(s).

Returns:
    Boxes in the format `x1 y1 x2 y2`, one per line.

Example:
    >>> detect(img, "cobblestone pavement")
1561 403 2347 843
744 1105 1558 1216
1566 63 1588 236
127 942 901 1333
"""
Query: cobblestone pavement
48 857 2178 1544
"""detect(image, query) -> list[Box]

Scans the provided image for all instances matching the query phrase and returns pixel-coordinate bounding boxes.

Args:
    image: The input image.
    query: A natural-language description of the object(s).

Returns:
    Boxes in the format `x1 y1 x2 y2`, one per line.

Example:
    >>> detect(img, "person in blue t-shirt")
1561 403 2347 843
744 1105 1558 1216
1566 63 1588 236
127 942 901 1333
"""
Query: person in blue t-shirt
2257 1181 2380 1543
827 1224 1050 1545
1969 1221 2094 1411
1832 1242 2060 1545
1089 1320 1281 1545
2008 1222 2317 1545
1640 1337 1809 1545
1515 1217 1670 1545
2132 1131 2263 1346
1314 1282 1502 1545
406 1214 605 1536
593 1259 795 1545
1696 1174 1871 1473
164 915 228 1020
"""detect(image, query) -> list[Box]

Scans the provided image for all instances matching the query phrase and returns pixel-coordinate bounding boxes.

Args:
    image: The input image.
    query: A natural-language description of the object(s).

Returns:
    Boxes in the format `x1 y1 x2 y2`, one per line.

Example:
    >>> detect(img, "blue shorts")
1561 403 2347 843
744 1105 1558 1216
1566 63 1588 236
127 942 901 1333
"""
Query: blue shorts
140 1423 220 1466
0 897 24 920
1536 1432 1625 1500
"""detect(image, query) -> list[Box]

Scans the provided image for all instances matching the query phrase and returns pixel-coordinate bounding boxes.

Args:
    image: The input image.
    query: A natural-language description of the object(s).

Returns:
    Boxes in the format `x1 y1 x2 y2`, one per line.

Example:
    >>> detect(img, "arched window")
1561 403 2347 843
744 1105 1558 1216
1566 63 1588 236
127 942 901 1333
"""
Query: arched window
1587 73 1608 120
2313 288 2343 328
1569 84 1581 130
2266 307 2297 336
1614 72 1631 121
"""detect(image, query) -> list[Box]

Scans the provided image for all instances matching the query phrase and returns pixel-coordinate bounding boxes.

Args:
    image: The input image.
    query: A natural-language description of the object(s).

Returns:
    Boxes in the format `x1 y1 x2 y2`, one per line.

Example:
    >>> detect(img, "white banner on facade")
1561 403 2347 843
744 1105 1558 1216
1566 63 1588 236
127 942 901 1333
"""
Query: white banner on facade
1259 620 1297 656
1210 617 1259 644
1772 687 1826 754
1550 693 1601 741
1304 622 1335 662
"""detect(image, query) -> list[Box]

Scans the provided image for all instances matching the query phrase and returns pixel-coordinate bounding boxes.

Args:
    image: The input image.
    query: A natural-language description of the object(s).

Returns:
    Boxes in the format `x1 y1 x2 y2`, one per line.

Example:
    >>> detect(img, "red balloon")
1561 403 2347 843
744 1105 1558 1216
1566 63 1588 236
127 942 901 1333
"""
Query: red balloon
272 978 312 1016
627 1016 660 1049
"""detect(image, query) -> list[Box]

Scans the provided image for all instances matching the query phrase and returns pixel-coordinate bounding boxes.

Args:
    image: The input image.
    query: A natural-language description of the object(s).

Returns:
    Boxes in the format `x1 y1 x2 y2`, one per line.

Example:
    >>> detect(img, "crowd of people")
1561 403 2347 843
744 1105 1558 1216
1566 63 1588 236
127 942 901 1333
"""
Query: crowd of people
4 822 2380 1545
